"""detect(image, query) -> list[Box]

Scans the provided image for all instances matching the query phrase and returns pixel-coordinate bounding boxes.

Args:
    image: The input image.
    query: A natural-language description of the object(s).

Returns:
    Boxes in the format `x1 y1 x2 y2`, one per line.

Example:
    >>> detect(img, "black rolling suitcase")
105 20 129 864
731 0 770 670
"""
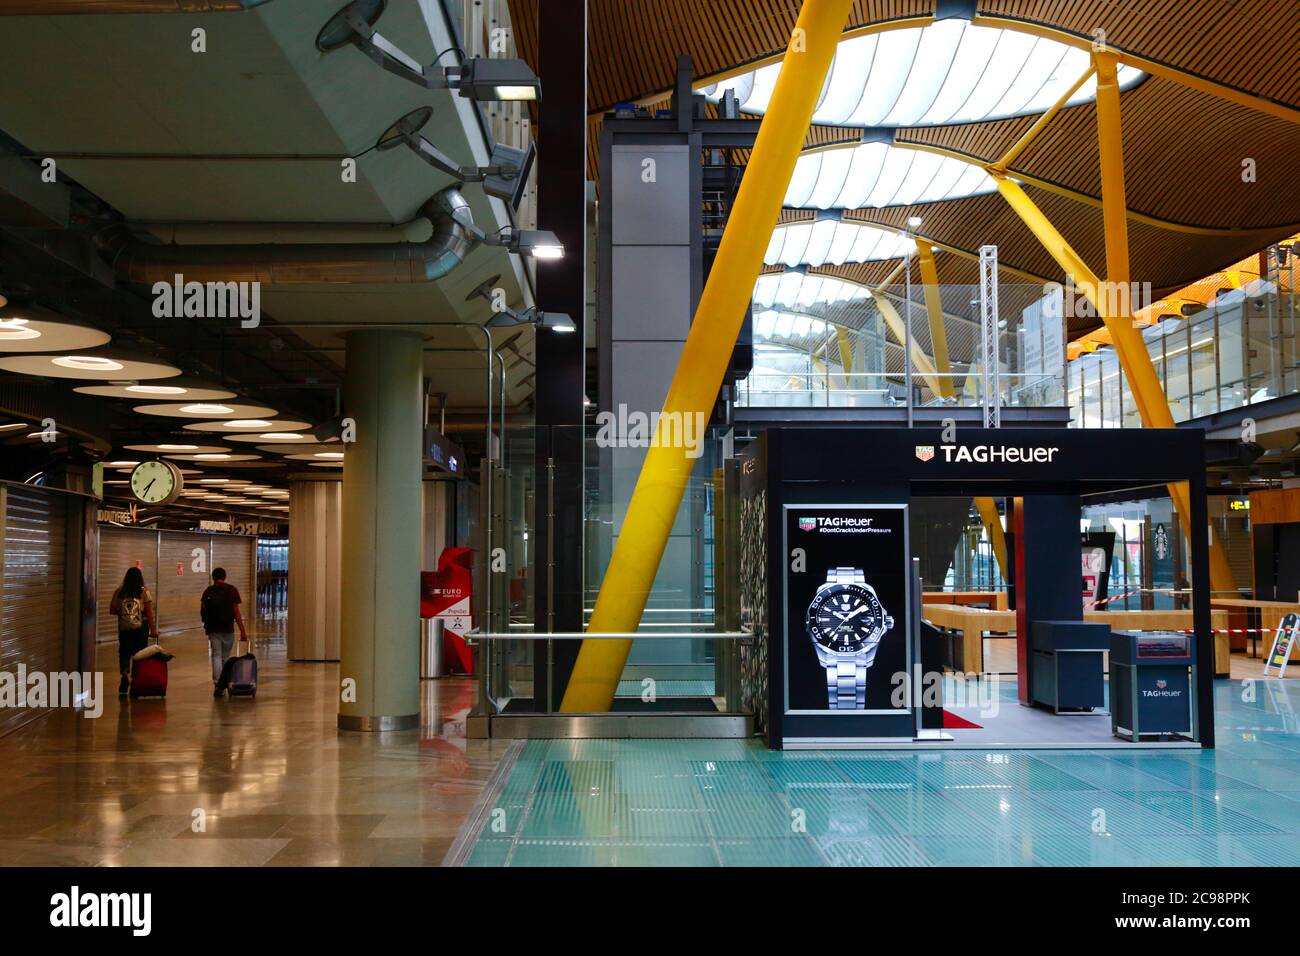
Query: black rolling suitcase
218 640 258 698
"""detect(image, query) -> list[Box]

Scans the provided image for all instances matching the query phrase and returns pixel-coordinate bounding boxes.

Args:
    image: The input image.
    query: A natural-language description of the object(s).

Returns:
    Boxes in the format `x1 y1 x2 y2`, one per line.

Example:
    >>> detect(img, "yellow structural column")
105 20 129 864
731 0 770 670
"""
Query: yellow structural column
915 240 954 398
835 326 854 383
993 173 1237 593
561 0 858 712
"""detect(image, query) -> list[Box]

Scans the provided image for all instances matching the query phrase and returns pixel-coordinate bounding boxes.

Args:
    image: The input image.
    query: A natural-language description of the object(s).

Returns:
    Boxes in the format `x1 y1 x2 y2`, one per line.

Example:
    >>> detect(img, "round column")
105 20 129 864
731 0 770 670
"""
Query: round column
338 329 423 731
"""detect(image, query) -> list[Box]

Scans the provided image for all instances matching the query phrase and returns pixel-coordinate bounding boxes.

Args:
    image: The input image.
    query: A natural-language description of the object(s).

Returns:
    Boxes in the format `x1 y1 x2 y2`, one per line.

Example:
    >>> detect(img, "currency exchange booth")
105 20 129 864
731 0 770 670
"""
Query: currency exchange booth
737 427 1214 750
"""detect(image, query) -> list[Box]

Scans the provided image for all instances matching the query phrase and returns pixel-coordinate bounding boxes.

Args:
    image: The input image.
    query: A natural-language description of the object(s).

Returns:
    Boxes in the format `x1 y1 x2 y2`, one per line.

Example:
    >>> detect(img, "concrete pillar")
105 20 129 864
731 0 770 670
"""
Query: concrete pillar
338 329 424 731
288 477 341 661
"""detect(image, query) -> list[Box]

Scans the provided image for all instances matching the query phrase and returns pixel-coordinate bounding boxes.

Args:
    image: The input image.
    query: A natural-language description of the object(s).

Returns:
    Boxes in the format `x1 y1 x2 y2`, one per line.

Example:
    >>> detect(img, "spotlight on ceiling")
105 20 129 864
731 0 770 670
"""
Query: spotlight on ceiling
486 228 563 260
317 0 541 101
466 276 573 333
375 107 536 210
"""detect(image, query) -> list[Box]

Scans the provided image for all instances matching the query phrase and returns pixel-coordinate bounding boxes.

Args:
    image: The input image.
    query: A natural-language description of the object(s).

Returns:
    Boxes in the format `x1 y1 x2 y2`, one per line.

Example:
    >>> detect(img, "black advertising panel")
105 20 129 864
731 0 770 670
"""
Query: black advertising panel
783 504 910 716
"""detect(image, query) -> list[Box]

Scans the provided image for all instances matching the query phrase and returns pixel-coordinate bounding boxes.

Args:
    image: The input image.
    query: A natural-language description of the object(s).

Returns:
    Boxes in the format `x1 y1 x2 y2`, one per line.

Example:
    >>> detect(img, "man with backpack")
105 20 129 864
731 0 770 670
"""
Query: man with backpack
200 568 247 697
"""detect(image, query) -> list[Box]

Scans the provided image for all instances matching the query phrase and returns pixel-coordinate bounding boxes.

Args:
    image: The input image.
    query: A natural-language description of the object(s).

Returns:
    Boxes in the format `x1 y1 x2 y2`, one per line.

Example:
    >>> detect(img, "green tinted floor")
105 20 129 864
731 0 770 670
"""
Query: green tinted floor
460 679 1300 866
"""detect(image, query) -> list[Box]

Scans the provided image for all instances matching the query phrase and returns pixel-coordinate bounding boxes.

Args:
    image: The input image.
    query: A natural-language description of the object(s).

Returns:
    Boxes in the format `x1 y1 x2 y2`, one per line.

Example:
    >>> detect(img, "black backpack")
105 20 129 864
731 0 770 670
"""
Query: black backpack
201 584 236 631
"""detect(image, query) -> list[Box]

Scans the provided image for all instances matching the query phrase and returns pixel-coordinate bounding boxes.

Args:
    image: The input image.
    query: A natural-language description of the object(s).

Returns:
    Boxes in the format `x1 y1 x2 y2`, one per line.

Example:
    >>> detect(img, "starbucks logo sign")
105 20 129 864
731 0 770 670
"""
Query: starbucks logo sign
1154 523 1169 561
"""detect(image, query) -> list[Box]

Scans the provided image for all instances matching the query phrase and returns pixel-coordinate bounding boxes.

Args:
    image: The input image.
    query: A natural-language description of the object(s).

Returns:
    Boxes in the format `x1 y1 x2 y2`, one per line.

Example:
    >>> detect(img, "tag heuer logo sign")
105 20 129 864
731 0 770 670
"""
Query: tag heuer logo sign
915 445 935 462
798 517 817 531
1156 679 1167 690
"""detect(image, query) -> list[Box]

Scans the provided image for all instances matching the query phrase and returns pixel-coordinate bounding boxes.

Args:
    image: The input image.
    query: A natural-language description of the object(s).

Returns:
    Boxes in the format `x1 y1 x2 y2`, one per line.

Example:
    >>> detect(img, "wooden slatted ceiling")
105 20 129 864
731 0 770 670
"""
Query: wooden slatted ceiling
980 0 1300 107
512 0 1300 301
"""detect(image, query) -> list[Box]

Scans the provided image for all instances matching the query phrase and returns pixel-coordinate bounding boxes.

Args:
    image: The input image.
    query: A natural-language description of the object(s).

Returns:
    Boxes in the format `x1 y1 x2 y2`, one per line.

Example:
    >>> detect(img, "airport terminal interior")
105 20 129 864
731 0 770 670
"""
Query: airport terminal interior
1 0 1300 869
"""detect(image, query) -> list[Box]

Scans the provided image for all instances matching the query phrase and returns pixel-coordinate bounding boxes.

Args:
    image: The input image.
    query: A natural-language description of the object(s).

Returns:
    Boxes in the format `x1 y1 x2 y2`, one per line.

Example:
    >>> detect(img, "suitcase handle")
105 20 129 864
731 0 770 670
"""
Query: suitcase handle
232 639 252 657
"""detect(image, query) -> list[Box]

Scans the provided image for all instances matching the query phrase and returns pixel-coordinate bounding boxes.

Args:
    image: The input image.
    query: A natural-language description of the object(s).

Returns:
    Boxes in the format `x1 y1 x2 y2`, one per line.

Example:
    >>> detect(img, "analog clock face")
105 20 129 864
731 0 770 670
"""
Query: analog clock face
807 584 887 652
129 460 179 504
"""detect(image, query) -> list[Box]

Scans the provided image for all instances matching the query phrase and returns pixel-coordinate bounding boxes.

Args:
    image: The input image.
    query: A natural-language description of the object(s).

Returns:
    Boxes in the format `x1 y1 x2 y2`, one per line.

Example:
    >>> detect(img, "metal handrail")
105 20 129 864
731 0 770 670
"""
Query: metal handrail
464 628 750 643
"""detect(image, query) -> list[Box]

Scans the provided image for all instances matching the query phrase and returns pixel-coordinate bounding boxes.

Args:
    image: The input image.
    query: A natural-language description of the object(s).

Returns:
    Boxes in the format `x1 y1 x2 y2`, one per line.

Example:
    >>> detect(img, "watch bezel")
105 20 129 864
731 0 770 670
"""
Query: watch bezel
806 582 887 653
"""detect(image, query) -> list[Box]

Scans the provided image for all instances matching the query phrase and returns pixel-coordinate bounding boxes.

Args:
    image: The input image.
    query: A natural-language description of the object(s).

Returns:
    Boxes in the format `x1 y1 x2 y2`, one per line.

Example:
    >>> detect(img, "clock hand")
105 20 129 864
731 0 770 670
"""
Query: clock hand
142 478 156 496
840 604 870 622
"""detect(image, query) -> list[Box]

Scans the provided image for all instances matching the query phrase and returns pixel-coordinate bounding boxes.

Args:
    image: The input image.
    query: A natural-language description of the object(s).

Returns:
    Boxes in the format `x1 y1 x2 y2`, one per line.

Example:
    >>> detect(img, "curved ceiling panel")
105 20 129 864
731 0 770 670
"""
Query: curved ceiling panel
786 142 996 209
702 21 1143 128
752 270 873 312
766 218 913 266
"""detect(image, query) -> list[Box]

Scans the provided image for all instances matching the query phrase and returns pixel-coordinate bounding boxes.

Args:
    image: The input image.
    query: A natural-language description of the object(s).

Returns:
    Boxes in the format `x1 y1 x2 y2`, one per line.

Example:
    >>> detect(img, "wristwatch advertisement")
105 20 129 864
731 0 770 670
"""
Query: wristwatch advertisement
783 504 909 715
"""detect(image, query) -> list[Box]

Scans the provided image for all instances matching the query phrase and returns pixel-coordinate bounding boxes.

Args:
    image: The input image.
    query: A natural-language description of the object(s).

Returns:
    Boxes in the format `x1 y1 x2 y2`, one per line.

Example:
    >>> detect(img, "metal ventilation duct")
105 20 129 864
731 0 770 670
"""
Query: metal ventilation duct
98 187 479 285
0 1 270 12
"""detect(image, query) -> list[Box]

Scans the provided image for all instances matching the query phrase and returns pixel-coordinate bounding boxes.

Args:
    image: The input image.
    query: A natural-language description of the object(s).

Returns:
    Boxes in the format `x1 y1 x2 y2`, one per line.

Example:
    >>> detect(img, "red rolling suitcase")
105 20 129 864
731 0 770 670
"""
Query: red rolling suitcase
130 654 168 699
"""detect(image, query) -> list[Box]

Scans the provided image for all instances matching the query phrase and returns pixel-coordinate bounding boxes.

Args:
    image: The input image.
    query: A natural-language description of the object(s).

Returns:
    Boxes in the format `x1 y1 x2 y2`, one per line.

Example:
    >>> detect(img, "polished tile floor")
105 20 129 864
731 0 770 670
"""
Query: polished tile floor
460 678 1300 866
0 618 511 866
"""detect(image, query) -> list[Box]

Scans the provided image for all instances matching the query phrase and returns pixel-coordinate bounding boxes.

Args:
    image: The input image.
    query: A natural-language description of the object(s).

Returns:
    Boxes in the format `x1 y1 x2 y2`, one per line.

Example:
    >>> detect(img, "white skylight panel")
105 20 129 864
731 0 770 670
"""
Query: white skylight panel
853 27 922 125
702 23 1142 127
764 229 787 265
827 222 860 263
806 147 854 208
952 29 1037 121
755 310 777 337
881 17 964 126
803 220 837 265
773 311 795 337
817 34 876 123
914 155 967 203
892 150 945 205
921 22 1000 124
864 146 915 207
991 38 1069 117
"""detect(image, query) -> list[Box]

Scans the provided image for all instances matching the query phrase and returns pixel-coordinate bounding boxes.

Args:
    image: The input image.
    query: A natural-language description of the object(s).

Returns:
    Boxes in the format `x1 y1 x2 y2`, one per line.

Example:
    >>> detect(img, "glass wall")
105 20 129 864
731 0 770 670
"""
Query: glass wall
1067 281 1300 428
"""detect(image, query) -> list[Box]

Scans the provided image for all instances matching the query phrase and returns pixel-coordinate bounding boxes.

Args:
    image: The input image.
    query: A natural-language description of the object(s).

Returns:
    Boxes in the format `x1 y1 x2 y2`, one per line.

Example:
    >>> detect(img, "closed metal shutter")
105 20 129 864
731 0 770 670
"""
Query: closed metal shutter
0 485 67 738
97 528 159 643
157 532 210 636
212 535 255 618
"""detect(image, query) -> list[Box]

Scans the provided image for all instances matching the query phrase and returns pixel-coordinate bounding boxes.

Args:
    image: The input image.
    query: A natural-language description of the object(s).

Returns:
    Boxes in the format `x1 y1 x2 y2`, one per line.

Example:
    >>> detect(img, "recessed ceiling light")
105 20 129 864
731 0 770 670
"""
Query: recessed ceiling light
180 403 233 415
52 355 123 371
27 430 59 438
104 460 139 467
126 384 187 395
315 452 345 459
260 433 303 440
156 444 199 451
224 419 274 428
193 453 231 460
0 422 26 433
197 478 229 484
0 318 39 341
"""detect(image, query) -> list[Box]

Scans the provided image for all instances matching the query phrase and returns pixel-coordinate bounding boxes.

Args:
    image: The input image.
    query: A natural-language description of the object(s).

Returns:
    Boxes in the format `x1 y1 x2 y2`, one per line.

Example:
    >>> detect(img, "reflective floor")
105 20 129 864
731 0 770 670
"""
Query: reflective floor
0 619 511 866
461 679 1300 866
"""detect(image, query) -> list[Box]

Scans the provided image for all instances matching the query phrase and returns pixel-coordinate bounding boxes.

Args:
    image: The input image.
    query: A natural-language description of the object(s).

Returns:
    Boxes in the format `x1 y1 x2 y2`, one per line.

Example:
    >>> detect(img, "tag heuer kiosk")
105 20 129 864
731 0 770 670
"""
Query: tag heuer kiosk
1110 631 1198 741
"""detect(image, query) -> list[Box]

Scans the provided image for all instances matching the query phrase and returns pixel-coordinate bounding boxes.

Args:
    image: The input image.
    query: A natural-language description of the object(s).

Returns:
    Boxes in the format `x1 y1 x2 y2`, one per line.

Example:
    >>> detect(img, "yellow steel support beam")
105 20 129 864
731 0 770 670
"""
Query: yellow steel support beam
873 293 943 398
993 66 1095 172
915 240 953 398
994 170 1238 593
974 496 1009 580
562 0 858 712
835 326 854 378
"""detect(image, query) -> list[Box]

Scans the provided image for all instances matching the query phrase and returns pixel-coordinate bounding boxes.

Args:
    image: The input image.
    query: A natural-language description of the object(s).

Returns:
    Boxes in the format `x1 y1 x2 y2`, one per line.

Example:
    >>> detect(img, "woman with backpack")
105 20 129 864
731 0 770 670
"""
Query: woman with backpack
108 567 158 696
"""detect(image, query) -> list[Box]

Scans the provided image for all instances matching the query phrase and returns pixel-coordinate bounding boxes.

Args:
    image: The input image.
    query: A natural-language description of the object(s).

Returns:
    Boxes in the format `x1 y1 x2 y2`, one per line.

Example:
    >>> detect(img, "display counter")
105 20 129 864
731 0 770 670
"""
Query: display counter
1111 630 1197 741
1210 599 1300 659
923 606 1229 677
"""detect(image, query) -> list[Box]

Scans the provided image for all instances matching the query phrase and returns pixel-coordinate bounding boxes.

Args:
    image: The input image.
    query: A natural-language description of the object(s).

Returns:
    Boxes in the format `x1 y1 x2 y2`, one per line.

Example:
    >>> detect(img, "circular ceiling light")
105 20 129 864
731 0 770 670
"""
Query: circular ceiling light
702 21 1143 127
766 217 914 267
285 451 346 461
0 422 27 433
53 355 123 371
0 306 111 352
0 351 181 381
197 478 229 484
227 432 324 446
182 418 311 434
785 141 995 209
124 443 232 455
168 453 263 463
74 381 237 401
132 401 277 420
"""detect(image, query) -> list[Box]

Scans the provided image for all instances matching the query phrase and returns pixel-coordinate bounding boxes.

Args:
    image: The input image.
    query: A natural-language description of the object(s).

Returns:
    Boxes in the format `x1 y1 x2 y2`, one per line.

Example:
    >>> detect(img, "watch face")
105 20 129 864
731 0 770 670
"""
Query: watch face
129 460 177 504
806 583 888 653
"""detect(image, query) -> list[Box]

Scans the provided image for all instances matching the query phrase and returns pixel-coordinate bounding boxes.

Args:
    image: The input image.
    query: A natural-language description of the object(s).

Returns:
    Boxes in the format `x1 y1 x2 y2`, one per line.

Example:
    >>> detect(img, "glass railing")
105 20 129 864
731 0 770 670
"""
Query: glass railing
1069 286 1300 428
735 281 1068 412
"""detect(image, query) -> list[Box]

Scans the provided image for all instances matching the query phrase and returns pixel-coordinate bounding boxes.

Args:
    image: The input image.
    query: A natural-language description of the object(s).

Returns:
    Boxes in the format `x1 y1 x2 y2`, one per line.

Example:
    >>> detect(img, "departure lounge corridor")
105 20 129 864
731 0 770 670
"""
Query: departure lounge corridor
0 616 506 867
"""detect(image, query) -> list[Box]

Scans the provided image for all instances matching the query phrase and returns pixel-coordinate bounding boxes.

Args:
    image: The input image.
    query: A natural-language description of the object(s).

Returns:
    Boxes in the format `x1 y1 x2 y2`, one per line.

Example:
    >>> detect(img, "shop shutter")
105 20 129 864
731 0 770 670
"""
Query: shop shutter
0 485 67 737
97 528 159 643
157 532 211 635
211 535 255 618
